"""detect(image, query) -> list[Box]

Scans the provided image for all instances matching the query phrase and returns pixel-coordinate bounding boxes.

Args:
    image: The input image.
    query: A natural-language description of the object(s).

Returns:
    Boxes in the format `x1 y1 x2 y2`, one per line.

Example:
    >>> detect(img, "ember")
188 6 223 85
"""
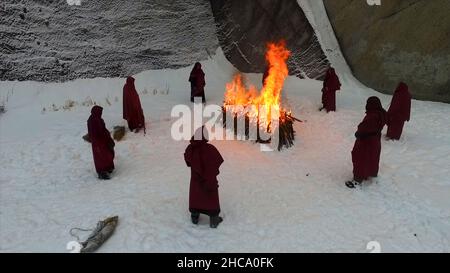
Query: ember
222 41 297 151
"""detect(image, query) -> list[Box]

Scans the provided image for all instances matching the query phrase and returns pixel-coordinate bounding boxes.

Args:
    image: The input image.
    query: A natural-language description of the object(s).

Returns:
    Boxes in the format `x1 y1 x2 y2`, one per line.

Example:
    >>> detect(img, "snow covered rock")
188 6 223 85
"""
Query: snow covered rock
0 0 218 82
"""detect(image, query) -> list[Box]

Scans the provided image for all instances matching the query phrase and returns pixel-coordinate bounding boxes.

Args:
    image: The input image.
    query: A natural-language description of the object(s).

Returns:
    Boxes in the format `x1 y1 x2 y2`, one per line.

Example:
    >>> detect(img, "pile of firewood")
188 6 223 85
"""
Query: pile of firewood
222 107 296 151
277 112 295 151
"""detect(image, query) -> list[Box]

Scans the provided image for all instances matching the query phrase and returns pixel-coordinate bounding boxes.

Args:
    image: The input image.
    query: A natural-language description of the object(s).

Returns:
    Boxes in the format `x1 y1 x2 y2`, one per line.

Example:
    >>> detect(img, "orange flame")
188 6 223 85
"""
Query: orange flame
224 41 291 127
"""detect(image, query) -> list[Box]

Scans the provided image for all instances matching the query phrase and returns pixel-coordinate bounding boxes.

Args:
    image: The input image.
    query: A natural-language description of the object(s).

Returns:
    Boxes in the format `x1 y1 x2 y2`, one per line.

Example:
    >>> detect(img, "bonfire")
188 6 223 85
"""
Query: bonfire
222 41 297 151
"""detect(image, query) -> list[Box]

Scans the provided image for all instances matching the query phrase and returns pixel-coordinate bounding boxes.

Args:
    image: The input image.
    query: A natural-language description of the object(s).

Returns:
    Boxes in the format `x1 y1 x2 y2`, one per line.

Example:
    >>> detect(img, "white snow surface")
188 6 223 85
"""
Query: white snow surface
1 1 450 252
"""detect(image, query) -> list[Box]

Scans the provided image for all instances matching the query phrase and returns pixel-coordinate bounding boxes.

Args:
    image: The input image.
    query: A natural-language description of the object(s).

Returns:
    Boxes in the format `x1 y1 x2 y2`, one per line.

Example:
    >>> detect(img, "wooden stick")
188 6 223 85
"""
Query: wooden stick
287 114 304 123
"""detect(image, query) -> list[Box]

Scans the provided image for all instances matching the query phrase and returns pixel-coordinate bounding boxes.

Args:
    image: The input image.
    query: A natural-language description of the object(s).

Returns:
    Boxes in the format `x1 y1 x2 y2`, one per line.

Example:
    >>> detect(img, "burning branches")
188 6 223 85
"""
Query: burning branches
222 41 297 151
221 106 296 151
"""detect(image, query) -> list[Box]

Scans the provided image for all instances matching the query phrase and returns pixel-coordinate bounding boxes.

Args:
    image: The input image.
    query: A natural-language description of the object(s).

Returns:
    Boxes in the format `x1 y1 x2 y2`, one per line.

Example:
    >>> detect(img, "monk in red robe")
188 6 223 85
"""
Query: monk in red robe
321 67 341 112
386 82 411 140
123 76 145 133
189 62 206 103
347 97 387 188
87 106 115 180
184 127 224 228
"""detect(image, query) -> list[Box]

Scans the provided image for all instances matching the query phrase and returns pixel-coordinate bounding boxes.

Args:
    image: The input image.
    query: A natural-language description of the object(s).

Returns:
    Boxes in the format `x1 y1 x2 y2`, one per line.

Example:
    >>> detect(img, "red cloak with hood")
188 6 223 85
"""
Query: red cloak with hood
387 82 411 140
123 76 145 131
87 106 115 173
322 67 341 112
184 127 224 215
189 62 206 101
351 97 387 182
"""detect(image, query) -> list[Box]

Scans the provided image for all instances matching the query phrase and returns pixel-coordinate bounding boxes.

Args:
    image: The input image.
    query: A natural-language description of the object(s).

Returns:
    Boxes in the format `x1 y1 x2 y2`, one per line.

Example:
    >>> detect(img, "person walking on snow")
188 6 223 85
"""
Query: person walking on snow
189 62 206 103
87 106 115 180
347 97 387 188
123 76 145 133
184 127 224 228
386 82 411 140
320 67 341 112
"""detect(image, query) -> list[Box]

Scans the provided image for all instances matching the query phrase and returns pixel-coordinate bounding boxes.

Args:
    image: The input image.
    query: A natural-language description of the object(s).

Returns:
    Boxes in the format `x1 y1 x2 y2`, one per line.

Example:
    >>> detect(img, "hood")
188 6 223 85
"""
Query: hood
395 82 409 94
126 76 135 85
366 96 383 112
91 105 103 117
327 67 337 77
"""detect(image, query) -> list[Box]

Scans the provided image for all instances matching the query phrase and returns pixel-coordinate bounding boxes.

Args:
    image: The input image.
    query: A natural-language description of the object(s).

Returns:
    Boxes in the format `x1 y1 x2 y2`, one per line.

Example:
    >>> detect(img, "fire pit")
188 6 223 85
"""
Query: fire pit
222 41 297 151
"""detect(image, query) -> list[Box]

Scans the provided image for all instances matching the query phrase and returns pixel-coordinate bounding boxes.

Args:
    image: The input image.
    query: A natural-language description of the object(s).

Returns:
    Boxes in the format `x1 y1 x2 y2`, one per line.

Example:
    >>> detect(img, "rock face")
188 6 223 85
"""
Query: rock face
324 0 450 103
210 0 330 80
0 0 218 82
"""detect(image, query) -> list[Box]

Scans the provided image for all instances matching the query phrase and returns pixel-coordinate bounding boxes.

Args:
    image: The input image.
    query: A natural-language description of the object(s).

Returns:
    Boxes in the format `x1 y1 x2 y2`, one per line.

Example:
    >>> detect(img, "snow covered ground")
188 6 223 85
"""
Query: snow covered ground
1 0 450 253
1 47 450 252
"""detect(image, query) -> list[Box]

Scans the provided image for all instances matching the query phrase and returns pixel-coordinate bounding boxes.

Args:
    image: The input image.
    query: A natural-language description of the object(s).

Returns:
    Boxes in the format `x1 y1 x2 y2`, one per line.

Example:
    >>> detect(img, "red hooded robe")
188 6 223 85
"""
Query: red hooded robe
123 76 145 131
386 82 411 140
87 106 115 174
352 97 387 182
189 62 206 102
184 128 224 215
322 67 341 112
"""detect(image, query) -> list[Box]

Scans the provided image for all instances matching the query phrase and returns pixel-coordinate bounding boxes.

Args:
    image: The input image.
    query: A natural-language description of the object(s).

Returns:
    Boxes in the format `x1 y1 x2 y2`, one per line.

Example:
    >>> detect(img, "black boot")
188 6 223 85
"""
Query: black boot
210 216 223 228
191 212 199 225
98 172 110 180
345 179 362 189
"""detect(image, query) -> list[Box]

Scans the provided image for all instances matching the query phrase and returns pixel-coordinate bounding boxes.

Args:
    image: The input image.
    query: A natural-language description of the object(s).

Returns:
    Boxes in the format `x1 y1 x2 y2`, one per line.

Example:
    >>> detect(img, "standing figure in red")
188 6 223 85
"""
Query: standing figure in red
386 82 411 140
321 67 341 112
189 62 206 103
347 97 387 188
184 127 224 228
123 76 145 133
88 106 115 180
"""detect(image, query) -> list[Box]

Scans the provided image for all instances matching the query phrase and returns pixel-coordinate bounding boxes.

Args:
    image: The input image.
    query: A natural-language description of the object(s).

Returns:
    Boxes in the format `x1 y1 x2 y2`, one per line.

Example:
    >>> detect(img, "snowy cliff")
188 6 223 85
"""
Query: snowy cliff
0 0 218 82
